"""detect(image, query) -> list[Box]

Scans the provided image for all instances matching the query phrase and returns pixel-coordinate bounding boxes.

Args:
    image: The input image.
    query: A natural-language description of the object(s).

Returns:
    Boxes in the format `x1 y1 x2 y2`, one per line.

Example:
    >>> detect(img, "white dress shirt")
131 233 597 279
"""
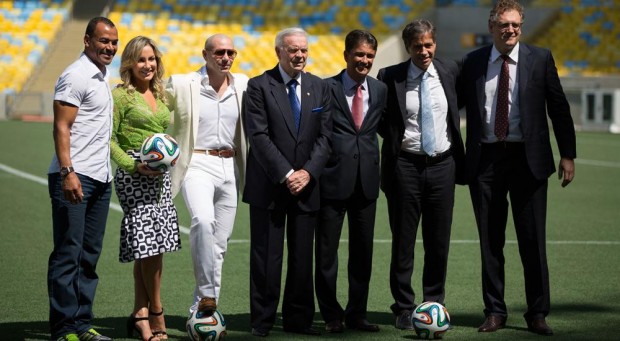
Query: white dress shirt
195 66 239 150
483 43 522 142
402 61 450 155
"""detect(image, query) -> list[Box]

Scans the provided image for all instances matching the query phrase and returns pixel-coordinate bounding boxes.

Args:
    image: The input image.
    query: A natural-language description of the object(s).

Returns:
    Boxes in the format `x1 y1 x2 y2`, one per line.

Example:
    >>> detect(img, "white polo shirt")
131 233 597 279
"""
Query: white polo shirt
48 53 113 183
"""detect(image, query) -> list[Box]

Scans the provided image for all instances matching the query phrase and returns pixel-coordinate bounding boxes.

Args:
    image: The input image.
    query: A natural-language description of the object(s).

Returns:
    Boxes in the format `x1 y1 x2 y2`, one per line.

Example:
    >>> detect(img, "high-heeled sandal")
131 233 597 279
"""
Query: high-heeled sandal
149 309 168 340
126 314 160 341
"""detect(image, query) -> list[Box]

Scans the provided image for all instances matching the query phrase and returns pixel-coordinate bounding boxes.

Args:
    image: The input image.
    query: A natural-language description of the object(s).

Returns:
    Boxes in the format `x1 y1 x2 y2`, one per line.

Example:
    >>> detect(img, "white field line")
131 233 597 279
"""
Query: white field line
2 162 619 246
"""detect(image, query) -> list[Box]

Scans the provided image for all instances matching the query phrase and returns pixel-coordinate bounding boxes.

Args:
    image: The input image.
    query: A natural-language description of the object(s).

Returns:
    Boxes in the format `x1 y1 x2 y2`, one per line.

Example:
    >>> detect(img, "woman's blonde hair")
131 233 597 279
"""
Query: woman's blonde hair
118 36 166 104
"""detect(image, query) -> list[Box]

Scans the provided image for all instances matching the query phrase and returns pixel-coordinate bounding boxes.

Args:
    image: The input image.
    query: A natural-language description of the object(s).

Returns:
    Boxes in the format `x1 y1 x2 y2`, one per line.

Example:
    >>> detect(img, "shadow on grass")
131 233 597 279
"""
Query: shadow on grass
2 313 252 340
5 303 619 340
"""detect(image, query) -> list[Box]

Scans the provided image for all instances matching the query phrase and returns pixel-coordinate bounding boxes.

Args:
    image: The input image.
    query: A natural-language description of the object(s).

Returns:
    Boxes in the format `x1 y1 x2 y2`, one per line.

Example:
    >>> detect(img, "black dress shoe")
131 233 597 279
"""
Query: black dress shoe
325 320 344 333
395 310 414 330
478 315 506 332
527 318 553 336
346 319 380 332
251 328 269 337
283 326 321 336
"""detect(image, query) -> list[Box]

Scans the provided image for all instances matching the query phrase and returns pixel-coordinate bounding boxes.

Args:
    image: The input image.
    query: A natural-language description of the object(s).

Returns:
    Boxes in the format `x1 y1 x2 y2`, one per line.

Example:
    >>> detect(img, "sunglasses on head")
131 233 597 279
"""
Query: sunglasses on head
212 49 238 58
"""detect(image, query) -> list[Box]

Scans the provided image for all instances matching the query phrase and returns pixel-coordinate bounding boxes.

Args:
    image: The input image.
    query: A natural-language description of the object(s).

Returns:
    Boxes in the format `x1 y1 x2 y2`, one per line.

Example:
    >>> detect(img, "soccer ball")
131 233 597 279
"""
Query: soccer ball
411 301 451 339
186 310 227 341
139 133 180 172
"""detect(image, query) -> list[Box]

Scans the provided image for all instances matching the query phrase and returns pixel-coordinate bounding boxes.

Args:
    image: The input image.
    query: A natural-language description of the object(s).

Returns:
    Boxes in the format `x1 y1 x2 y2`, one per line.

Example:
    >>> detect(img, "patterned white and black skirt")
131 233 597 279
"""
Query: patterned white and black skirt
115 150 181 262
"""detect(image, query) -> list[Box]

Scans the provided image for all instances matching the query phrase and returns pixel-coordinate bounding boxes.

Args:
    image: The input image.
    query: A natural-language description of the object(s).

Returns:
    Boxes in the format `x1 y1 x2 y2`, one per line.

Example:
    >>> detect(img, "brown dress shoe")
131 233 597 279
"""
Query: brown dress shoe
527 318 553 336
198 297 217 316
478 315 506 332
325 320 344 333
346 319 380 332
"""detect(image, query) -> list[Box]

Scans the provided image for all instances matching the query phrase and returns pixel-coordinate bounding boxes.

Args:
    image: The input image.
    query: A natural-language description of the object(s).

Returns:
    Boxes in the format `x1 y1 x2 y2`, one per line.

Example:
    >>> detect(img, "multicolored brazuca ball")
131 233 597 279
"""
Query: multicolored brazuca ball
139 133 180 172
186 309 227 341
411 301 451 339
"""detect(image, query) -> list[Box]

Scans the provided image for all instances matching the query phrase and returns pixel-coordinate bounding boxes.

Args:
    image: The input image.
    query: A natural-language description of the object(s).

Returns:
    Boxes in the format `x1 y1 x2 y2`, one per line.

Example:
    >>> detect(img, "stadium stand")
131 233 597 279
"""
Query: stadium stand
0 0 71 95
1 0 619 124
530 0 619 76
106 0 435 84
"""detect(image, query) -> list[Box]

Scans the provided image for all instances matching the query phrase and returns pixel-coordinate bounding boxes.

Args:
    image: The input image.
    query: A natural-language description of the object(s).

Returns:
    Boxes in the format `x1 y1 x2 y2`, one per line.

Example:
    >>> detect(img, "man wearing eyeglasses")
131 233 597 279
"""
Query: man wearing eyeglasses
243 27 332 337
459 0 576 336
166 34 249 317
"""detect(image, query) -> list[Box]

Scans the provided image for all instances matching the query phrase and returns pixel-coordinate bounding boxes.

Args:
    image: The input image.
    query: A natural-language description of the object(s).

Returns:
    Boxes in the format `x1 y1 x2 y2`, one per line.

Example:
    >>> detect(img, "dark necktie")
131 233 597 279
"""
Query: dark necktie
287 79 301 133
351 83 363 131
495 55 510 141
420 71 435 156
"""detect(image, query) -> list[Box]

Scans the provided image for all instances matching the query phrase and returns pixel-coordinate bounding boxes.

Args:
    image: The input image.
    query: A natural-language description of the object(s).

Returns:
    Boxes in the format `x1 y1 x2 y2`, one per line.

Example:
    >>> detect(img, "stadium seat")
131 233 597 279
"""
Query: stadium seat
529 0 619 76
105 0 434 84
0 0 71 94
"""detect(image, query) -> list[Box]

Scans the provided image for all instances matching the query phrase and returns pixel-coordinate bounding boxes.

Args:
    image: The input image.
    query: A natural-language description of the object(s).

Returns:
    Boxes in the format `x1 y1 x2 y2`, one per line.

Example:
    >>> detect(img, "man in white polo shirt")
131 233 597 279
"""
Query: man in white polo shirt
47 17 118 341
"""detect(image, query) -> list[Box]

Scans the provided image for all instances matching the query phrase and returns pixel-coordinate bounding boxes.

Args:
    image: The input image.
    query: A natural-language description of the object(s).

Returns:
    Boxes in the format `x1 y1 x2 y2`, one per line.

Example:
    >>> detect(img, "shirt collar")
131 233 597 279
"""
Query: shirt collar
197 65 235 88
80 52 107 79
342 70 367 91
408 60 437 80
278 64 301 86
490 42 520 63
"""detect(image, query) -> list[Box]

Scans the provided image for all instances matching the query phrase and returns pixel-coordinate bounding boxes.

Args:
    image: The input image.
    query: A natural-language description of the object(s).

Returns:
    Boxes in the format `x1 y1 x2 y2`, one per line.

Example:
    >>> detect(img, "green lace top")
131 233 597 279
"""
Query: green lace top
111 86 171 173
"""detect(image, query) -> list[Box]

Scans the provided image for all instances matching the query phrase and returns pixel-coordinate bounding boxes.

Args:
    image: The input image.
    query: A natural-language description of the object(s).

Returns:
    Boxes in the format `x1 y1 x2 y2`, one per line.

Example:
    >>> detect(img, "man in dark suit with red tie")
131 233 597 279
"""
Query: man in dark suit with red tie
377 19 466 331
243 27 332 337
459 0 576 336
315 29 387 334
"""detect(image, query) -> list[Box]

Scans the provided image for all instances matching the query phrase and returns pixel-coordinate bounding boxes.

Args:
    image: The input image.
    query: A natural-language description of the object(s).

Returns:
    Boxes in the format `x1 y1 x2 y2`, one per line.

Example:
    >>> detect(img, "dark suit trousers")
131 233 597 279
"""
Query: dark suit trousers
249 204 317 331
469 143 550 320
387 153 455 315
315 178 377 323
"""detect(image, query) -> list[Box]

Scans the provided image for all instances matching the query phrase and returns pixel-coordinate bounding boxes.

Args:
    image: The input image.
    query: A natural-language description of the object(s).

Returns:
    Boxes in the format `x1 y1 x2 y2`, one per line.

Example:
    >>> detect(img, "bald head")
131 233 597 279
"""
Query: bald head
205 34 232 51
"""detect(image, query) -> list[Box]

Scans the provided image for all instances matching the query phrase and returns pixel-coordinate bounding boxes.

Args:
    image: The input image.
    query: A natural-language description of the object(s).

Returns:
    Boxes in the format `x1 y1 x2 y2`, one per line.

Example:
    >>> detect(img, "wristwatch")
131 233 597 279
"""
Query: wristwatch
60 166 75 179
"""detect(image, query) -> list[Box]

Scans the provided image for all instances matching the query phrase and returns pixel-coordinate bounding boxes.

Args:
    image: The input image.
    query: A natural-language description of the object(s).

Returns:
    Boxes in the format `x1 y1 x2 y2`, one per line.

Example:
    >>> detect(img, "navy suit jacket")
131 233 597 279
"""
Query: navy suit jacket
242 65 332 212
460 43 576 181
377 58 466 195
321 71 387 201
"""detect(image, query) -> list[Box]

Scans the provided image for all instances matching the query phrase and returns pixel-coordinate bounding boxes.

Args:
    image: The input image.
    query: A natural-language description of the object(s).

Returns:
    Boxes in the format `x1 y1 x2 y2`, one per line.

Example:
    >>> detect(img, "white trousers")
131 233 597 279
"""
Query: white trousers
181 153 237 311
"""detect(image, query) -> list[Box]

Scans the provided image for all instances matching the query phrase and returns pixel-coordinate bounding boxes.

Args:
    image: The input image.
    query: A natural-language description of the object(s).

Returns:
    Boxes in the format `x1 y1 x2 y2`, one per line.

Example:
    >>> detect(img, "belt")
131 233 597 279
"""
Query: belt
482 141 524 151
194 149 236 158
400 149 452 166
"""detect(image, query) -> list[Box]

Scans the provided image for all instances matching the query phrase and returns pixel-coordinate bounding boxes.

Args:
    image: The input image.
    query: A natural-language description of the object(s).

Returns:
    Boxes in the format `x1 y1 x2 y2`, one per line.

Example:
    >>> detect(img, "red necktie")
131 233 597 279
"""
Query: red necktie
495 55 510 141
352 83 363 131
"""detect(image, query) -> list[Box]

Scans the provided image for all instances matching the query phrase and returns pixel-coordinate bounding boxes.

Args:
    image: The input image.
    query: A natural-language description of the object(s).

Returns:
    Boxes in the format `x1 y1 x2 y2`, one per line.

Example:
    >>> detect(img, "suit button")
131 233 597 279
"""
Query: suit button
353 154 359 159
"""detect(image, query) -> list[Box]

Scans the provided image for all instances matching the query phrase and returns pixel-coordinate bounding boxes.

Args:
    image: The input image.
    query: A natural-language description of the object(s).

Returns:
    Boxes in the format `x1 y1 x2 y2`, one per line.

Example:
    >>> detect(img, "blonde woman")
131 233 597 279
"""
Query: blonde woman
111 36 180 341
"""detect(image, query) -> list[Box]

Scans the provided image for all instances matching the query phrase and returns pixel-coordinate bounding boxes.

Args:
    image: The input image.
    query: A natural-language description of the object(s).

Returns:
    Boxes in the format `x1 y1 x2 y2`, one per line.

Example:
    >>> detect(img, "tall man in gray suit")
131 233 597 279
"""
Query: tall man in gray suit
315 29 387 334
243 27 332 337
377 19 466 330
459 0 576 336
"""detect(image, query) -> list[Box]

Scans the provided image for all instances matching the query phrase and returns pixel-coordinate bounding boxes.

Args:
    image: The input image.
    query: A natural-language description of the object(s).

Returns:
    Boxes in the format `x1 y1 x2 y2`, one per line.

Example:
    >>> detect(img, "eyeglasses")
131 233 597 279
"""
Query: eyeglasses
495 21 522 30
212 49 237 58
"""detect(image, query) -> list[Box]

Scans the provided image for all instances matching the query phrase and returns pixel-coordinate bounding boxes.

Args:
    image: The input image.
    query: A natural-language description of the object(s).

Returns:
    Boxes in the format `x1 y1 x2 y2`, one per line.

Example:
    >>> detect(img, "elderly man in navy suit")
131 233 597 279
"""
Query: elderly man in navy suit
243 27 332 337
315 29 387 334
459 0 576 336
377 19 466 331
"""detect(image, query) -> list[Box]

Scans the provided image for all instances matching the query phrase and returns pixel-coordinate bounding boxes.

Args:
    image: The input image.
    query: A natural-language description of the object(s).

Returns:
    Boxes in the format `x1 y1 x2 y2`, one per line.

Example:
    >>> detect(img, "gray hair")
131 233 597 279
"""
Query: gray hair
275 27 308 48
